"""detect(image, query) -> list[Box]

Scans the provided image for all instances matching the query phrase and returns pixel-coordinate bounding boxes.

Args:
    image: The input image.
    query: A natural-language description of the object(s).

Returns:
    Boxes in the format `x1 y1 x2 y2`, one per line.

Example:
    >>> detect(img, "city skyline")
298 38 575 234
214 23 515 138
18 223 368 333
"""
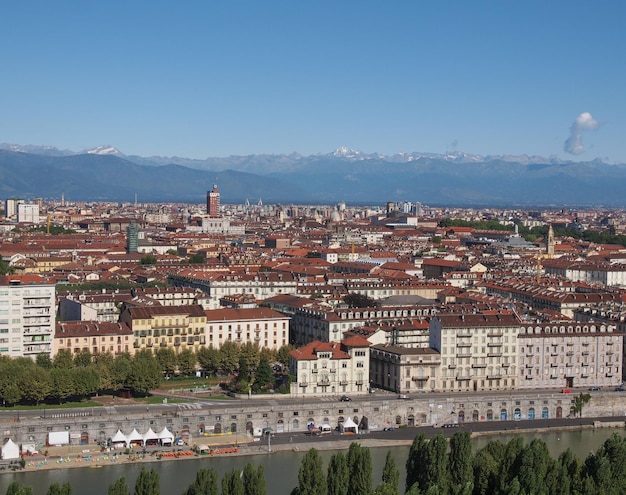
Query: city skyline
2 2 626 162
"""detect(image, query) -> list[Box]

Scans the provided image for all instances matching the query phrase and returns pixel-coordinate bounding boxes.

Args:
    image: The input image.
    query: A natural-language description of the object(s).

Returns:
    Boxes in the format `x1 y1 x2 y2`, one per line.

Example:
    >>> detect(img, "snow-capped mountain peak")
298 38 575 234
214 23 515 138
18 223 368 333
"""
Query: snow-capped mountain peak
84 145 124 156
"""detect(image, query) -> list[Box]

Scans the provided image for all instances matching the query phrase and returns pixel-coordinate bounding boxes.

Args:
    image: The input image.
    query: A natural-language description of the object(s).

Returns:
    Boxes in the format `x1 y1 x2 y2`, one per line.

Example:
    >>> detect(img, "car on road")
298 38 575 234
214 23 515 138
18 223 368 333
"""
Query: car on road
442 423 459 428
615 386 626 392
589 386 601 391
397 394 409 400
340 395 351 402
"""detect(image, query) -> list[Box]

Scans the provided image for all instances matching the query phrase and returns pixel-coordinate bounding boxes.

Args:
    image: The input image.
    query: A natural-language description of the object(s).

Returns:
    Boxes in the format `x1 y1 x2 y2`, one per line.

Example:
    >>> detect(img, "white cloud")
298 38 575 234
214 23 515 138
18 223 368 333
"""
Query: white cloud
564 112 599 155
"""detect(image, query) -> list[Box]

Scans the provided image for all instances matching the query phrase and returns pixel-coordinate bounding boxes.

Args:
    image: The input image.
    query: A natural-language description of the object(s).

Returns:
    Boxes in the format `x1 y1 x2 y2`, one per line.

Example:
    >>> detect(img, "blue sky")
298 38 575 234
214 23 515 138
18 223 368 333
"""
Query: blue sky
2 1 625 161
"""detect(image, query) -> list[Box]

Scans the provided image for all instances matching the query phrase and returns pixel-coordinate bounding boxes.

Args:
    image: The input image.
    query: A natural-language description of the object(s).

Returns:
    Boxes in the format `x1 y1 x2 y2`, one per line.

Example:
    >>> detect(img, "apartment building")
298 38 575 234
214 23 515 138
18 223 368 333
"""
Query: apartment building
168 271 298 309
429 312 521 392
119 305 207 353
204 307 289 350
0 276 55 358
518 320 623 390
369 344 442 394
54 321 134 358
289 335 371 397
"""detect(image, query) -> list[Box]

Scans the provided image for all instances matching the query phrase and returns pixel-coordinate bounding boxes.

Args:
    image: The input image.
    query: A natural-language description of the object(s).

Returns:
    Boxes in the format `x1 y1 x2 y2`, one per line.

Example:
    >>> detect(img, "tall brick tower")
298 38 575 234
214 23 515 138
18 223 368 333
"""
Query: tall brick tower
207 183 220 217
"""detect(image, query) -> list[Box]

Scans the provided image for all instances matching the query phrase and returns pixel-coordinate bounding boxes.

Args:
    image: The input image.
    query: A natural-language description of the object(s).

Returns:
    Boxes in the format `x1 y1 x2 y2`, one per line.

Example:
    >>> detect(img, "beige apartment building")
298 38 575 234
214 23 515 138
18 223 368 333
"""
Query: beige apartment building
119 305 207 352
54 321 134 358
429 312 521 392
369 345 442 394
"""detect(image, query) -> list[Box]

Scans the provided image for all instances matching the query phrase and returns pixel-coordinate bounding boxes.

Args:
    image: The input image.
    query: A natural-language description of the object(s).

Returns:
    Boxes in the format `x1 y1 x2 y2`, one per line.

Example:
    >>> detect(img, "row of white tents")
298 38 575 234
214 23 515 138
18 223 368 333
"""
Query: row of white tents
110 427 176 448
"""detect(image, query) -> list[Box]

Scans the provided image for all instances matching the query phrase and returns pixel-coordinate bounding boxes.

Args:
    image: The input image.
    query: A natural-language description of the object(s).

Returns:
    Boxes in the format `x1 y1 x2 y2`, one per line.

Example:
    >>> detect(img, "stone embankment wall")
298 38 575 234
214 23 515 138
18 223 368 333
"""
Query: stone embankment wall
2 391 625 448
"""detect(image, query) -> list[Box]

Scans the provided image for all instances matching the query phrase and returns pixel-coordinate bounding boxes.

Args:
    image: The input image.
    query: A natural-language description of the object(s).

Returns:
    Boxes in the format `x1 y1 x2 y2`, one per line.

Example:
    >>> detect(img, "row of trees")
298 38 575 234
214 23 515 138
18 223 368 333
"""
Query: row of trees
0 340 294 406
9 433 626 494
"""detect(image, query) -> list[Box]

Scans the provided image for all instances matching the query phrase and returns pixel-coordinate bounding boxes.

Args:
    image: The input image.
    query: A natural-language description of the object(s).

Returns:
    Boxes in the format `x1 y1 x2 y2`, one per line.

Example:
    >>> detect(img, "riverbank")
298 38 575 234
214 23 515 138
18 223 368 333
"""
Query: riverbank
13 419 625 474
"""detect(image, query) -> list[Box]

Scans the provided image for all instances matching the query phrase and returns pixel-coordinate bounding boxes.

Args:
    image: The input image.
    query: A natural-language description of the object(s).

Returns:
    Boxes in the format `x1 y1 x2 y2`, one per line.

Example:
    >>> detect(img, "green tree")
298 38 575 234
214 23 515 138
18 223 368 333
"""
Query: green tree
296 448 326 495
235 354 250 391
140 255 157 265
327 451 349 495
6 482 33 495
177 349 197 376
156 348 177 378
343 293 378 308
472 440 504 495
276 344 293 369
108 477 130 495
449 431 473 495
240 341 260 371
346 443 372 495
376 450 399 495
134 466 159 495
46 482 73 495
53 349 74 369
94 352 116 391
221 468 244 495
184 467 219 495
252 356 274 393
572 393 591 418
50 367 75 403
126 350 162 396
242 463 266 495
21 366 51 405
73 366 100 398
110 353 133 391
36 353 53 369
406 433 429 493
197 345 221 376
219 340 240 374
73 349 92 367
188 253 205 264
424 433 448 493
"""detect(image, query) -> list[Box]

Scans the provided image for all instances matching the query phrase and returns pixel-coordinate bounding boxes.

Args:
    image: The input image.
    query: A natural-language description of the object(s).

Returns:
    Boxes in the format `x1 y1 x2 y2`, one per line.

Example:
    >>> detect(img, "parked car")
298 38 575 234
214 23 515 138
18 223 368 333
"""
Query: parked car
442 423 459 428
615 386 626 392
561 388 571 394
397 394 409 400
340 395 351 402
383 426 395 431
589 386 601 391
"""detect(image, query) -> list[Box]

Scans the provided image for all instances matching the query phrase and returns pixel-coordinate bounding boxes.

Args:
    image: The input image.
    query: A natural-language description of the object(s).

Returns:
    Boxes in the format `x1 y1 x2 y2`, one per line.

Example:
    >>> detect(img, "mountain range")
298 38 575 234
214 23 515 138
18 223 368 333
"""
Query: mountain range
0 143 624 207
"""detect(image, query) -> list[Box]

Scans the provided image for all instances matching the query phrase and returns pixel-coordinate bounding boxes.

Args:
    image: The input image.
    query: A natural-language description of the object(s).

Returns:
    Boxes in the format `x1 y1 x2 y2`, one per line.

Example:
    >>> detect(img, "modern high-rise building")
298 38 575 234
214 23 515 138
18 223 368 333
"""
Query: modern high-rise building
17 203 39 223
207 184 220 217
0 277 55 358
127 219 139 253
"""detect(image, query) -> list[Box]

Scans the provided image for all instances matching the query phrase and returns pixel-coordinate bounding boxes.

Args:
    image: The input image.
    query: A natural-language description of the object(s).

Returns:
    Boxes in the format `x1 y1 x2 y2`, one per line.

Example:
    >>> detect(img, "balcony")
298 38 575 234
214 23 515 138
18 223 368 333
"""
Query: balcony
339 380 348 386
471 363 487 368
448 364 457 369
486 375 502 380
412 376 428 381
318 381 330 387
312 369 318 373
456 353 472 358
456 376 471 381
456 342 472 348
566 351 574 356
487 352 502 357
299 382 308 387
457 332 472 338
582 351 590 356
607 351 614 355
501 363 510 368
487 342 503 347
487 332 503 338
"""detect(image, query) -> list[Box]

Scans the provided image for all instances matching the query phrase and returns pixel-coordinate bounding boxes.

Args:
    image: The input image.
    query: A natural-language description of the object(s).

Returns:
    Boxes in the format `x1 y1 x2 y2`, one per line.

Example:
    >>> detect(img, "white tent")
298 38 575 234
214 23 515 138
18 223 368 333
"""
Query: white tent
110 429 128 448
342 417 359 435
127 428 144 447
143 428 159 446
2 439 19 460
158 427 174 446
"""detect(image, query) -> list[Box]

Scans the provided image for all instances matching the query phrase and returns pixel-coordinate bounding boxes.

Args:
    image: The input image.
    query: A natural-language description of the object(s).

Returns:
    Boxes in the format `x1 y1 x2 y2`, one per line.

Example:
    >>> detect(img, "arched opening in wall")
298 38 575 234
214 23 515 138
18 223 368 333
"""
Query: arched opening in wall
514 408 521 420
528 408 535 420
98 431 106 444
230 423 237 433
556 406 563 418
542 407 549 419
395 415 402 425
569 406 576 417
198 423 205 434
472 410 479 421
214 423 222 434
407 414 415 427
486 409 493 421
293 419 300 431
419 413 427 425
276 419 284 433
337 416 344 429
80 432 89 445
500 409 508 421
246 421 253 433
457 410 465 422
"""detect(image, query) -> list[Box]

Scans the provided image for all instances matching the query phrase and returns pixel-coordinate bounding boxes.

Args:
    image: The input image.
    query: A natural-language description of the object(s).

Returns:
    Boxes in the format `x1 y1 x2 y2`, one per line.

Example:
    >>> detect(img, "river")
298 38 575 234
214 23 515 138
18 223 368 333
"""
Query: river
0 428 622 494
